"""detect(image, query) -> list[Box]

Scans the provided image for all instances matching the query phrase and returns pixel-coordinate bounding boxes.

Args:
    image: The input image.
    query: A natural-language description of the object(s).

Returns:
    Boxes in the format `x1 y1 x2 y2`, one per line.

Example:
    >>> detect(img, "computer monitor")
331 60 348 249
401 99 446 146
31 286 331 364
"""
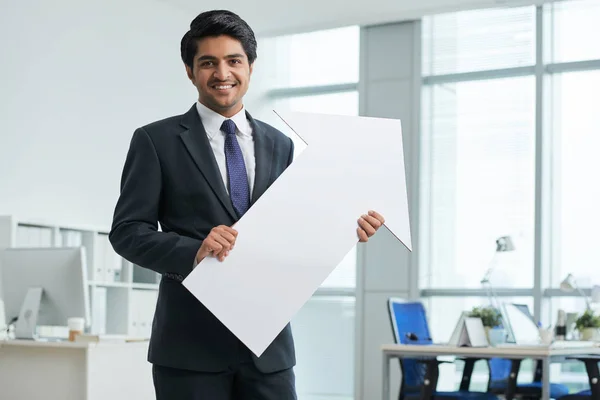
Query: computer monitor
0 247 90 340
501 302 540 344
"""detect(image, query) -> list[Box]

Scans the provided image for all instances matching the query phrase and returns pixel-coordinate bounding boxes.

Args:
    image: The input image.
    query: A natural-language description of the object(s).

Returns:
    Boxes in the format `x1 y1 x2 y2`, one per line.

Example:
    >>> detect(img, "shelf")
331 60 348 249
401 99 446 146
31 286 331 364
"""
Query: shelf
131 283 159 290
89 281 130 289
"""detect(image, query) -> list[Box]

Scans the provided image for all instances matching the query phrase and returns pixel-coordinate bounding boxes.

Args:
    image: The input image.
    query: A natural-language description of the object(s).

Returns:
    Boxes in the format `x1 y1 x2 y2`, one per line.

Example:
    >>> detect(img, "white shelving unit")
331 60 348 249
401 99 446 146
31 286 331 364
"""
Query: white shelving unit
0 215 159 338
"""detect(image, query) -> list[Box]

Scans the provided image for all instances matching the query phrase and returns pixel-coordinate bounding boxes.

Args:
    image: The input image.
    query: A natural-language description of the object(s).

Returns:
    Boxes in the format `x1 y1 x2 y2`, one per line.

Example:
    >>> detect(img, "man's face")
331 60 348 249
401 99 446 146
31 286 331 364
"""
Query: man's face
186 35 253 117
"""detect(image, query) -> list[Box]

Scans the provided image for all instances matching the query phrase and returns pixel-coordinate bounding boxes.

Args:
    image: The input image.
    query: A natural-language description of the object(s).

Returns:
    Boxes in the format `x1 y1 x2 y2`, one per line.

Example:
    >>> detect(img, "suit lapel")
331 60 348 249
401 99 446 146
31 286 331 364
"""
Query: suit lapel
179 105 238 221
247 111 274 204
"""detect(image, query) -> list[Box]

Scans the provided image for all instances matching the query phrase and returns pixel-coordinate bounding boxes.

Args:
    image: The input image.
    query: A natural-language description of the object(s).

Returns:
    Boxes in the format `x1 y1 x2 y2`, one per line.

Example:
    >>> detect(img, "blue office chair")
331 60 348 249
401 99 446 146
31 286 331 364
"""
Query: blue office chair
557 356 600 400
387 298 498 400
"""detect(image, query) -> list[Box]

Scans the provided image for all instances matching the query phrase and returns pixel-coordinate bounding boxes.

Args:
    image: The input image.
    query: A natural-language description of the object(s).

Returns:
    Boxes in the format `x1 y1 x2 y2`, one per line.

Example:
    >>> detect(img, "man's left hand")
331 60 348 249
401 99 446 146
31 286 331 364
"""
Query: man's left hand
357 210 385 242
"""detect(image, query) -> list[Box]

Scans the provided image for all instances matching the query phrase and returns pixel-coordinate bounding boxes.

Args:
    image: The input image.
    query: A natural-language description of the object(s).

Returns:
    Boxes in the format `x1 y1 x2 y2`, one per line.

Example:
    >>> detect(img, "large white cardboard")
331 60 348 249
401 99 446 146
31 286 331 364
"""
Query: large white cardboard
183 111 412 356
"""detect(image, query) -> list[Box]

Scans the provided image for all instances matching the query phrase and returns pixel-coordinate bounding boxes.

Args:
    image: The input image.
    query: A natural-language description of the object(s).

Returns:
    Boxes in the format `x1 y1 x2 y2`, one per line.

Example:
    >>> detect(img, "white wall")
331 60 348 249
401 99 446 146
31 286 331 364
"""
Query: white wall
0 0 196 228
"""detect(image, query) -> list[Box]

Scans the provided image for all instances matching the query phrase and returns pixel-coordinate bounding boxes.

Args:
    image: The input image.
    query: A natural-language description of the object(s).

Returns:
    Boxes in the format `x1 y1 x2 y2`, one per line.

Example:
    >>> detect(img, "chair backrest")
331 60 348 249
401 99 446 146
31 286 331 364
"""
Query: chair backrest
388 298 432 345
488 358 513 388
387 298 434 395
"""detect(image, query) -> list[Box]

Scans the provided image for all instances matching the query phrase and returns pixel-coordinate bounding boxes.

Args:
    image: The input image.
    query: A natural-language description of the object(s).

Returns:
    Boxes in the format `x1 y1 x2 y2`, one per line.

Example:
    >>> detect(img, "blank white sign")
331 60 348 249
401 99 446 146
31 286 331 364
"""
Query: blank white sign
183 111 412 356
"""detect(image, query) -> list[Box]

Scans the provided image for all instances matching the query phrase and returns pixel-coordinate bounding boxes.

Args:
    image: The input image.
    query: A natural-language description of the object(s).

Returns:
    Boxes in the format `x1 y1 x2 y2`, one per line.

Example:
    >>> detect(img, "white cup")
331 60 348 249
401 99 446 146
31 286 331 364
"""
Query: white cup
67 317 85 341
539 328 553 345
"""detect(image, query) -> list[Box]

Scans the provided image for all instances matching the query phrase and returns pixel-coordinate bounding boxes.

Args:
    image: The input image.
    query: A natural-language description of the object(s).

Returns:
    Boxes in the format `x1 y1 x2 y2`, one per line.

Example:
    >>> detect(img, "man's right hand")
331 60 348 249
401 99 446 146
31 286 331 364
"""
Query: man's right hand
195 225 238 264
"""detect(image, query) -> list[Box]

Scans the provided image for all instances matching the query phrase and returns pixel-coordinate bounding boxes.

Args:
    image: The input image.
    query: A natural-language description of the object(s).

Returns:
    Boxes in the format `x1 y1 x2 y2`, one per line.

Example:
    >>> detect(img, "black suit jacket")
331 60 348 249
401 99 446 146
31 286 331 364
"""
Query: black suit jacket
109 104 296 373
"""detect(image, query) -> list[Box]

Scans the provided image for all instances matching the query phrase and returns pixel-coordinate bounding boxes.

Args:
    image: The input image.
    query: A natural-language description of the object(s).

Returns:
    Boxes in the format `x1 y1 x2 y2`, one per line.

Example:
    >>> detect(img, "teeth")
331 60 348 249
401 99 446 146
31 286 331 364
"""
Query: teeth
215 85 233 90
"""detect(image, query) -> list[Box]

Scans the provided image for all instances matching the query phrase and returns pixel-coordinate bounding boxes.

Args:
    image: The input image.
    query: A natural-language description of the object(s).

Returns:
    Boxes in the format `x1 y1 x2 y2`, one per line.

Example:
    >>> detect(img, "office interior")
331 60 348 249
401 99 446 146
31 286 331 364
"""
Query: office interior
1 0 600 399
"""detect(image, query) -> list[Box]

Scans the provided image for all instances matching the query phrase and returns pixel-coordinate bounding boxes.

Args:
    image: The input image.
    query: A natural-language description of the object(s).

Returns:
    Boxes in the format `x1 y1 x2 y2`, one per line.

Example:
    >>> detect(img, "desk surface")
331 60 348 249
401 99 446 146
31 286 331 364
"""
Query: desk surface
382 343 600 358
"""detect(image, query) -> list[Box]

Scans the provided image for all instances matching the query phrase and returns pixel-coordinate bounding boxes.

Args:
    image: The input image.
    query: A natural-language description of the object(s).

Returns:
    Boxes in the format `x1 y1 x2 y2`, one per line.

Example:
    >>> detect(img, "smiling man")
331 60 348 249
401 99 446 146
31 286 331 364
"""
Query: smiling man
109 9 385 400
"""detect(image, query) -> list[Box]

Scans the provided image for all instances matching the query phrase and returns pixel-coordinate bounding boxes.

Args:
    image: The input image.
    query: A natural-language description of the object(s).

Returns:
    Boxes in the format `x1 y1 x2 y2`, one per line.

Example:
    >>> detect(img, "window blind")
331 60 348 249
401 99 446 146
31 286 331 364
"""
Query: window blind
422 6 536 76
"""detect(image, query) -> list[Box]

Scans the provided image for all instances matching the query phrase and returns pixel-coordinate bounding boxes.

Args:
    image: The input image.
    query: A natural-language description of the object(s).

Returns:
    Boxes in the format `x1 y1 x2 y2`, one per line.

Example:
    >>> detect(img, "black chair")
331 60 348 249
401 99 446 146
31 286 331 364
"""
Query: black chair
558 355 600 400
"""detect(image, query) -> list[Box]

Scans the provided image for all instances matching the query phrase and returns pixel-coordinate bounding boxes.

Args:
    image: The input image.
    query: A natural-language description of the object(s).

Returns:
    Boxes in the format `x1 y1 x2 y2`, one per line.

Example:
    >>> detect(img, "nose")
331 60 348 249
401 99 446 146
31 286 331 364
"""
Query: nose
214 62 231 81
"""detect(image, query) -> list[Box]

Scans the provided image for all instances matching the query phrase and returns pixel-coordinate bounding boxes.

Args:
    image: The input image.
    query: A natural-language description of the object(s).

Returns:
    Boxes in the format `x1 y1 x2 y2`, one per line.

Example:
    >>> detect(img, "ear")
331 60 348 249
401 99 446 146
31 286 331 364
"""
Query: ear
249 62 254 76
185 64 194 82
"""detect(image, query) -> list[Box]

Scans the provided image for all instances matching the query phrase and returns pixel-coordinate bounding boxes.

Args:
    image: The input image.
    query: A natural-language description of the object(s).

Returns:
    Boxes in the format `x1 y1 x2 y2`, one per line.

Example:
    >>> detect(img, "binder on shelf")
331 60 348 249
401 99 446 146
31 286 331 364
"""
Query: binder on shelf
91 286 107 335
129 289 158 338
16 226 53 247
61 230 83 247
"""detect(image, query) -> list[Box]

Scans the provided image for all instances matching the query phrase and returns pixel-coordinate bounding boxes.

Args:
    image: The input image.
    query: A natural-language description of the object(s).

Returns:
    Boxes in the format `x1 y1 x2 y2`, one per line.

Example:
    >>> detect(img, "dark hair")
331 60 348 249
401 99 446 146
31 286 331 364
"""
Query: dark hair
180 10 257 68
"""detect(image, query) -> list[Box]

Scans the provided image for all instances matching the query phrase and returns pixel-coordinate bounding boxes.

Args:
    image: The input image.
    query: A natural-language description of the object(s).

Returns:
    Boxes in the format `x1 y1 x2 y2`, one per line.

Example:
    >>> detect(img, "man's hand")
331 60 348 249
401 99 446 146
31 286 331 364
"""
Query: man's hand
357 210 385 243
195 225 238 264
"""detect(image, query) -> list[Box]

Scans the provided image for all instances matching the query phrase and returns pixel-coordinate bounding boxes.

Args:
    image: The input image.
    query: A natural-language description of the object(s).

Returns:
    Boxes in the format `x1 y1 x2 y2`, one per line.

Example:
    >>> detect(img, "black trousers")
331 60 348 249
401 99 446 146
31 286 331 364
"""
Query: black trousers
152 362 297 400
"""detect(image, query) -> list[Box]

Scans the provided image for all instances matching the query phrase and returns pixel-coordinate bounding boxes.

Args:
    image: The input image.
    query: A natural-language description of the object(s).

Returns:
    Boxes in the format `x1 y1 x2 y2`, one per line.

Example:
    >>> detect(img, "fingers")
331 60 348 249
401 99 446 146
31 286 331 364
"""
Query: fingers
358 215 378 237
211 235 232 261
202 237 222 255
218 225 238 238
361 213 383 230
204 225 239 262
214 226 237 250
368 210 385 224
357 227 369 242
215 229 237 249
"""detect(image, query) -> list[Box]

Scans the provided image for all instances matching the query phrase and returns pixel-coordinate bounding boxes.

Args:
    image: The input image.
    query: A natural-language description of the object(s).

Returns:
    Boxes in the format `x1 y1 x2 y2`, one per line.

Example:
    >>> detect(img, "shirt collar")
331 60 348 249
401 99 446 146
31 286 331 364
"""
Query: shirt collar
195 101 252 140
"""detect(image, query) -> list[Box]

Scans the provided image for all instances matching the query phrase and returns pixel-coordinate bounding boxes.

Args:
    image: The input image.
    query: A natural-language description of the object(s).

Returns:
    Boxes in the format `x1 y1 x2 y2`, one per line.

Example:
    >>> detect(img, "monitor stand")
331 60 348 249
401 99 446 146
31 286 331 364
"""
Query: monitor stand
15 287 43 340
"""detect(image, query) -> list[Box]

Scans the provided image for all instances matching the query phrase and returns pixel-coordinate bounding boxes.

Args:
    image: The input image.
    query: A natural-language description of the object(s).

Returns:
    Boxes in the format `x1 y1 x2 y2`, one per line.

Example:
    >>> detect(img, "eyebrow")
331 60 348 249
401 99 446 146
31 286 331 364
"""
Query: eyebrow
197 54 246 61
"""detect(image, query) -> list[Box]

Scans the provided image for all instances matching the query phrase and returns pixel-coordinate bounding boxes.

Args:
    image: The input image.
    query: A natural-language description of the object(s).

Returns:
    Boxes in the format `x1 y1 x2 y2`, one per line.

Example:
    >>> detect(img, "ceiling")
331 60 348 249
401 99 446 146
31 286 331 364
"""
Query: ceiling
161 0 545 37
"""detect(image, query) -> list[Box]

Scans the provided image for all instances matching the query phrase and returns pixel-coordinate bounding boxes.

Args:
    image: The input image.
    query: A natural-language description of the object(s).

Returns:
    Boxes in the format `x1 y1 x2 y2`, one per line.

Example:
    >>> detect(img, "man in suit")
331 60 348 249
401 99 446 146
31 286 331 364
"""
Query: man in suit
109 9 385 400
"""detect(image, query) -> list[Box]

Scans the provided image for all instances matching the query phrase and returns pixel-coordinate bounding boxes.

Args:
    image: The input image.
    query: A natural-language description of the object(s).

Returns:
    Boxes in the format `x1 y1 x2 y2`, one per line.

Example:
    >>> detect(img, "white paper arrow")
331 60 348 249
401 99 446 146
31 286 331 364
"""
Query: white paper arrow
182 111 411 356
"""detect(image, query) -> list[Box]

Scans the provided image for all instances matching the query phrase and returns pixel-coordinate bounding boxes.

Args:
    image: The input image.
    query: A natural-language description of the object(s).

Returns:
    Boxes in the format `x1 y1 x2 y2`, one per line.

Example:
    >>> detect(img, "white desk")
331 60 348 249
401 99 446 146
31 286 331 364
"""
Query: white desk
0 339 155 400
381 343 600 400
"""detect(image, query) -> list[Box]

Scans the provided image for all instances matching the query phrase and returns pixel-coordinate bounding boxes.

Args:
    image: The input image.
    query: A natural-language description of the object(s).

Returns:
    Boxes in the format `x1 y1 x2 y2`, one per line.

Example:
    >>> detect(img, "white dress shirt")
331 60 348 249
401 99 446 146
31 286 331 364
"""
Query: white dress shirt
195 101 255 198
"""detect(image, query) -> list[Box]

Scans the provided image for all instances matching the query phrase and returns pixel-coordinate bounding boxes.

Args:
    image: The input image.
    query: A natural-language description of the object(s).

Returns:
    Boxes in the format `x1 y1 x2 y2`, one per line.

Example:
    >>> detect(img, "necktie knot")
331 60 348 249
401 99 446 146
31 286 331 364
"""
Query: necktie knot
221 119 237 136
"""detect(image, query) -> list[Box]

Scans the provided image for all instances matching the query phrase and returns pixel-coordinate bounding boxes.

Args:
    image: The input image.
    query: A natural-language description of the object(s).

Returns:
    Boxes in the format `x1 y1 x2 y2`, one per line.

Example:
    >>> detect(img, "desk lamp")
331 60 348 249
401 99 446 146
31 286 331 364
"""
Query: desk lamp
560 274 591 310
481 236 515 310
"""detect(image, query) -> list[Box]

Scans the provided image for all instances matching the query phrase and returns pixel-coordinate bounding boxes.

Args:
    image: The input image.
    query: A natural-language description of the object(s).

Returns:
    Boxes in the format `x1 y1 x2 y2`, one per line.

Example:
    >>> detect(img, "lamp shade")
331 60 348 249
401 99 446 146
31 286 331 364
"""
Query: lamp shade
495 236 515 252
560 274 576 292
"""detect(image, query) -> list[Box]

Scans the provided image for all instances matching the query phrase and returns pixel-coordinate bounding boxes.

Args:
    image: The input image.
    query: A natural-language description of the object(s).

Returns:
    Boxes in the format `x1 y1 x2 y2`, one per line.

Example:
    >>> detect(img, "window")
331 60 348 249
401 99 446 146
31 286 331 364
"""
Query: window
545 0 600 63
422 6 535 75
421 0 600 346
549 70 600 287
270 26 360 88
421 76 536 288
279 91 359 116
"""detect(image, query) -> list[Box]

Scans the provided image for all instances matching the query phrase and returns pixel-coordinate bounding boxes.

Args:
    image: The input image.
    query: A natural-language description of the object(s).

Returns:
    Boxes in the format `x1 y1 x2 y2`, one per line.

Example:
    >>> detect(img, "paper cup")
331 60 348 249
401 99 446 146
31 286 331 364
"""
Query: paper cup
68 317 85 341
